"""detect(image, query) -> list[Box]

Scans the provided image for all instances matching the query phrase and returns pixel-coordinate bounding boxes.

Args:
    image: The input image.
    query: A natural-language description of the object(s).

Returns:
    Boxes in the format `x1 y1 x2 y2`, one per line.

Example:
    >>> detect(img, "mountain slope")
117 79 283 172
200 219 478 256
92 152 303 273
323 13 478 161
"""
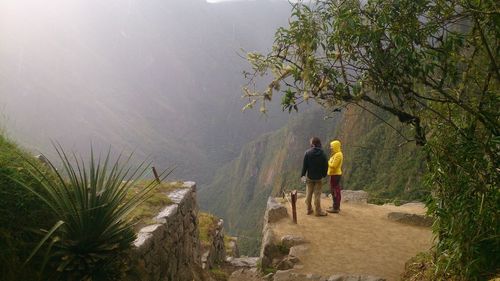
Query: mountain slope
336 107 426 202
199 108 341 253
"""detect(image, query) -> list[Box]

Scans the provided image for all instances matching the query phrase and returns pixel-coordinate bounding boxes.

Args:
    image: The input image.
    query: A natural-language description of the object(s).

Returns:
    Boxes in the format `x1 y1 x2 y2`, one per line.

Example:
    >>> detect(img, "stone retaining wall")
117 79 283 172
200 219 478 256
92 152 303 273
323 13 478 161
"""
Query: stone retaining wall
129 182 201 281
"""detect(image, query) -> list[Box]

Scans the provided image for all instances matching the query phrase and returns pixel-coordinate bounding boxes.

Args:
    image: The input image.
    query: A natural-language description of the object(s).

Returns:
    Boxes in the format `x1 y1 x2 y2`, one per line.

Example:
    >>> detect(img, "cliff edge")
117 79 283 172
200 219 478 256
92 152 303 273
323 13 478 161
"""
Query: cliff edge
258 192 432 281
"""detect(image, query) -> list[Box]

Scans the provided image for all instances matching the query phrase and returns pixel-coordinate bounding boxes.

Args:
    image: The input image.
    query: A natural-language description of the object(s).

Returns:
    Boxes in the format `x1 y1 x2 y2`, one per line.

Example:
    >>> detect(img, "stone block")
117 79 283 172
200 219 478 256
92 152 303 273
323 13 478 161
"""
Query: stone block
272 270 294 281
139 223 165 235
133 232 153 254
305 273 323 280
264 197 288 223
275 259 294 270
155 204 178 223
289 245 309 257
168 187 192 204
341 190 368 203
281 235 307 248
229 257 259 268
182 181 197 191
275 255 300 271
387 212 433 227
260 227 280 269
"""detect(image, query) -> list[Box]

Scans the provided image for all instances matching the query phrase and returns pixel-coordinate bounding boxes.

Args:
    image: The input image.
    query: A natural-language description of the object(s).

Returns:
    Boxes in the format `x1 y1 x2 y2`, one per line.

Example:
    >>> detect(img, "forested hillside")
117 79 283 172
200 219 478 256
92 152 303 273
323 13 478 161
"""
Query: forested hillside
338 107 426 202
199 106 425 254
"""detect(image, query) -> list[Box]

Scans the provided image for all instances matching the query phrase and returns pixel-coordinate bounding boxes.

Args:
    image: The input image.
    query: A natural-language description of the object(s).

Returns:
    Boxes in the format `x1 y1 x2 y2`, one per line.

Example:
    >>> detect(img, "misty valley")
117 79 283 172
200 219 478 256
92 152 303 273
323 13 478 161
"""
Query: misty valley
0 0 497 281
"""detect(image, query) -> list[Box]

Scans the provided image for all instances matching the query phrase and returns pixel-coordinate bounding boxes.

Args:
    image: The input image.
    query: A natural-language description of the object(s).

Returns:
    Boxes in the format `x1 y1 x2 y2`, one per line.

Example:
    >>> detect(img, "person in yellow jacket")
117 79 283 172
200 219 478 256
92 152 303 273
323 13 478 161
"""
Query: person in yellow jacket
327 140 343 213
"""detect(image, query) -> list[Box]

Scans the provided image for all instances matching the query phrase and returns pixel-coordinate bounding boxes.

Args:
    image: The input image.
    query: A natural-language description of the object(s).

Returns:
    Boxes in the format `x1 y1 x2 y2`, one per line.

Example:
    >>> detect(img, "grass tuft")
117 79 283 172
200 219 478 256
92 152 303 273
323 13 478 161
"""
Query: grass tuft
126 180 183 230
198 212 218 250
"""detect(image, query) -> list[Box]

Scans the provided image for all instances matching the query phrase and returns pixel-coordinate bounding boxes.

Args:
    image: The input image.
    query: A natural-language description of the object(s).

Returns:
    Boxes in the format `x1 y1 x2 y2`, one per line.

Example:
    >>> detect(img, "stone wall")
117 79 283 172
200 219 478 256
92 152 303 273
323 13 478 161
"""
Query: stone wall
129 182 201 281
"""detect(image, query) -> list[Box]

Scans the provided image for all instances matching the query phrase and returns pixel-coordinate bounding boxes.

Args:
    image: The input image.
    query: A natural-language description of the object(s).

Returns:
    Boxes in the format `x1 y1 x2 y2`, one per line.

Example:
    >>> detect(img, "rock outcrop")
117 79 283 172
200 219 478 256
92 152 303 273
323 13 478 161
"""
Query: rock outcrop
260 197 289 269
387 212 433 227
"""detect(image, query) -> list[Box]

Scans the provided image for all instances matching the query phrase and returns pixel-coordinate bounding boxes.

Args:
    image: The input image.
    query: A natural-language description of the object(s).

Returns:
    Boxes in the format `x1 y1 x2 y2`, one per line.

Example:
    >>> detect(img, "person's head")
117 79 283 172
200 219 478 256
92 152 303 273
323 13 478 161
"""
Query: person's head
310 137 322 148
330 140 342 153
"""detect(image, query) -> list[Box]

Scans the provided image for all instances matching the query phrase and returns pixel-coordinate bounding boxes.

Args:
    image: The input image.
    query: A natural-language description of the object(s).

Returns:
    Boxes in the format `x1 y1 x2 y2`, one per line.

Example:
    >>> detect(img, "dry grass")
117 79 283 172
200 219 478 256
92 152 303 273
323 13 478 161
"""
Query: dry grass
223 235 236 256
400 252 436 281
127 180 184 231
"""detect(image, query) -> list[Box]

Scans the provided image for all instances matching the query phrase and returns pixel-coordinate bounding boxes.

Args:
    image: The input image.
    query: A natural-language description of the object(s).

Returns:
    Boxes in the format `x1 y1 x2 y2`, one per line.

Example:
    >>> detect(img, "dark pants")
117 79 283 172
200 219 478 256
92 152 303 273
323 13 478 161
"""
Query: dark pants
330 175 342 210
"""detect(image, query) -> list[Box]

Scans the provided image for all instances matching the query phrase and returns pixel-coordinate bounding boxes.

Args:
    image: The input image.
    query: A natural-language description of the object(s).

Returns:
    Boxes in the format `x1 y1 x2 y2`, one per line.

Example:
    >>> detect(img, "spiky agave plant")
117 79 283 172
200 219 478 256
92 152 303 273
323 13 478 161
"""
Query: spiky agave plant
19 144 171 280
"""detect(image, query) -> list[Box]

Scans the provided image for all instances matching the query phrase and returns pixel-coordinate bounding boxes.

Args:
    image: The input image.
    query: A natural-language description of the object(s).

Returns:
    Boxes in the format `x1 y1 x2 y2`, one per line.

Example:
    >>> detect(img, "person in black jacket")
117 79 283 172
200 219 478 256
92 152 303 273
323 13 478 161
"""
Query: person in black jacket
301 137 328 216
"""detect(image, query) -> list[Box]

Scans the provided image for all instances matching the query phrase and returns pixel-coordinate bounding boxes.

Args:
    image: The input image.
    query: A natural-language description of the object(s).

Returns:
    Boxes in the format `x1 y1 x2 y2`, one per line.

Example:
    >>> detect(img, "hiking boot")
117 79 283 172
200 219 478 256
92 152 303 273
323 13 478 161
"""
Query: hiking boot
307 210 313 215
326 207 336 213
315 211 328 217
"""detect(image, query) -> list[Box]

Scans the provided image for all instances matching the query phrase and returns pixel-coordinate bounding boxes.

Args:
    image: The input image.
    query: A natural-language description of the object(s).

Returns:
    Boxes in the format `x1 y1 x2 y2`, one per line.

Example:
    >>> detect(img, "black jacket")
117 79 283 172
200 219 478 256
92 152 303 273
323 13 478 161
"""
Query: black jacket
301 147 328 180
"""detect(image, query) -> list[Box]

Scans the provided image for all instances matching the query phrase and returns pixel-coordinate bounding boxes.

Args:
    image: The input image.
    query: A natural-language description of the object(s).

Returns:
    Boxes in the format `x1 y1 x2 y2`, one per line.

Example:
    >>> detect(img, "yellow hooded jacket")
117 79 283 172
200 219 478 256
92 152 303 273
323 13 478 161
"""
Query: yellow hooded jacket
328 140 343 176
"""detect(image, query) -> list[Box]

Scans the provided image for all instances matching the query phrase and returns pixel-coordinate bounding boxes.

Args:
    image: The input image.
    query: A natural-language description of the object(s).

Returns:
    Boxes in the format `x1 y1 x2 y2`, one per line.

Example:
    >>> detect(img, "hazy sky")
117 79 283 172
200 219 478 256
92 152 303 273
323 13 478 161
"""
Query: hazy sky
0 0 292 183
207 0 288 3
206 0 250 3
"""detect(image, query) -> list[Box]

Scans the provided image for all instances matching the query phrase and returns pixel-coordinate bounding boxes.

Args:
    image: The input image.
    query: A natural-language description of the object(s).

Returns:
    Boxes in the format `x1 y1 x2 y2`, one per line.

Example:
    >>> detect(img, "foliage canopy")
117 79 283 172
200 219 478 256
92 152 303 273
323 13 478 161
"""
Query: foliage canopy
244 0 498 144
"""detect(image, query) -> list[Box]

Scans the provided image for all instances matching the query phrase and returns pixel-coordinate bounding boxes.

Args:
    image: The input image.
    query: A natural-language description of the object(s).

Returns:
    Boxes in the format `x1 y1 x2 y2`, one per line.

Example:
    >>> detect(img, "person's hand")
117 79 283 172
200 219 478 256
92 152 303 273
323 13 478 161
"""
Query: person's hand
301 176 307 183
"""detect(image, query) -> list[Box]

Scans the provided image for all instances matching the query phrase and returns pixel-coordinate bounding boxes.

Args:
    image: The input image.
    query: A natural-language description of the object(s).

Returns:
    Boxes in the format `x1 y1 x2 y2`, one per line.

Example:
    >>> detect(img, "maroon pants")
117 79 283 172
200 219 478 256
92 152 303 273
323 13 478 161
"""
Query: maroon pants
330 175 342 210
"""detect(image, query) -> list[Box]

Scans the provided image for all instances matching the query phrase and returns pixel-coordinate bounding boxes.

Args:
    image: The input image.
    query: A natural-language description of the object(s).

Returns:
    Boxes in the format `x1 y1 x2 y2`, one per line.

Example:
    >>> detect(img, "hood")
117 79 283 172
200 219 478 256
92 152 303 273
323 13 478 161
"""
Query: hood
310 146 324 156
330 140 341 153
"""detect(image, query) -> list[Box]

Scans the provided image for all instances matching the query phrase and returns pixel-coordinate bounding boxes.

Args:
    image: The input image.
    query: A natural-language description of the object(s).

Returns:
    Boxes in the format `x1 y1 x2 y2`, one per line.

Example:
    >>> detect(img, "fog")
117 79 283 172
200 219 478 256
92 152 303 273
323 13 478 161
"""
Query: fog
0 0 292 185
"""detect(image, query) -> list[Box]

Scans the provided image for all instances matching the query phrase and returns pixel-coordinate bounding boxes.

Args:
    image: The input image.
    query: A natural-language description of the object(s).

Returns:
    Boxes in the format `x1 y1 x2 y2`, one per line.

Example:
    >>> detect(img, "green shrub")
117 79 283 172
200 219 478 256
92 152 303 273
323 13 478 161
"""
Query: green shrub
0 135 56 280
19 144 171 280
426 130 499 280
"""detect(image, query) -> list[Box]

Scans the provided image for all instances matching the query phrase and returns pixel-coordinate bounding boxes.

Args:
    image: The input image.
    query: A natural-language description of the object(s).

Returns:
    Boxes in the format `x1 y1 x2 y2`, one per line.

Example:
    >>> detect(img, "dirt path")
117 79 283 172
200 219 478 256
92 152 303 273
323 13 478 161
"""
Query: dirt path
272 197 432 281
